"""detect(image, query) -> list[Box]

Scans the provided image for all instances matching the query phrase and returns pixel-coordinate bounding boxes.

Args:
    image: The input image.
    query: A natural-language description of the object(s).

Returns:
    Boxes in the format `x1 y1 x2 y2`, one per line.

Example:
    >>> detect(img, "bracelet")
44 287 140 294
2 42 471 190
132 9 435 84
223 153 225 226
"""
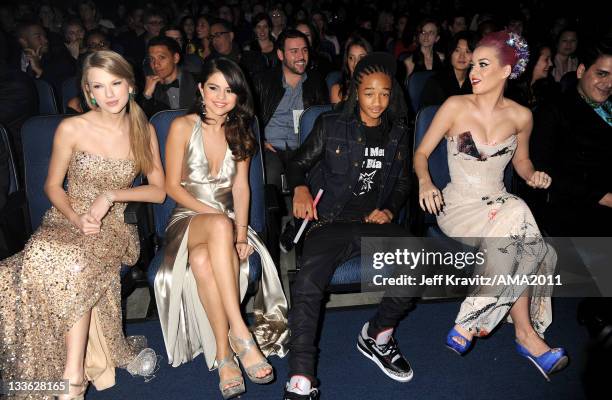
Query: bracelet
102 192 114 207
234 222 248 228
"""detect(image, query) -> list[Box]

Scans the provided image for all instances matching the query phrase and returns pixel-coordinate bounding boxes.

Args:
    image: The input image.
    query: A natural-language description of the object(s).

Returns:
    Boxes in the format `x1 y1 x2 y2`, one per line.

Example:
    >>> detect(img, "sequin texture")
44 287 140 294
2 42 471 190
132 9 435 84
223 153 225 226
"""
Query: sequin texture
0 151 149 399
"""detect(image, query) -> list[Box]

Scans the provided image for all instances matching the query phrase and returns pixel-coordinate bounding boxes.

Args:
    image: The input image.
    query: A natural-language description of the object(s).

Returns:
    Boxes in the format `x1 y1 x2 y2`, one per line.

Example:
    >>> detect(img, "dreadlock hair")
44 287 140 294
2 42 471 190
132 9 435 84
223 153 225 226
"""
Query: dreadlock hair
341 52 408 126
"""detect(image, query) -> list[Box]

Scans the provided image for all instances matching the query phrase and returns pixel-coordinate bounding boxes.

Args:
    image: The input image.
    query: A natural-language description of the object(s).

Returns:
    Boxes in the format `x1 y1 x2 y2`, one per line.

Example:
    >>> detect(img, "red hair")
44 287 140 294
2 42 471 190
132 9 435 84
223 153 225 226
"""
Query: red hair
477 31 518 68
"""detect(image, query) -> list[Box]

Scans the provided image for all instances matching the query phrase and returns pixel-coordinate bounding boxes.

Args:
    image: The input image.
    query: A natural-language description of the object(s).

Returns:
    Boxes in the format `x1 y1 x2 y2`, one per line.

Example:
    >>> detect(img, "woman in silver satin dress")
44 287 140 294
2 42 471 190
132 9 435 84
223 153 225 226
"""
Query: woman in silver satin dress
154 58 288 398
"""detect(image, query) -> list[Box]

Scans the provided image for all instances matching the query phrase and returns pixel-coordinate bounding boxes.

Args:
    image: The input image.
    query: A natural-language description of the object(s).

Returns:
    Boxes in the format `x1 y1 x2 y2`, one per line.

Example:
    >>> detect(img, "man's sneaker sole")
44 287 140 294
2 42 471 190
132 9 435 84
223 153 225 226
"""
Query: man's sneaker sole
357 336 414 383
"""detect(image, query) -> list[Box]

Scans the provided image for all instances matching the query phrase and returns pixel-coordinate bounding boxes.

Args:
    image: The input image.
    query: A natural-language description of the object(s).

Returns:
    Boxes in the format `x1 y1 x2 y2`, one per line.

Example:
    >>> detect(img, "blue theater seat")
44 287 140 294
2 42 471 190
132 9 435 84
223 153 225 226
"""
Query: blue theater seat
407 70 435 113
34 79 59 115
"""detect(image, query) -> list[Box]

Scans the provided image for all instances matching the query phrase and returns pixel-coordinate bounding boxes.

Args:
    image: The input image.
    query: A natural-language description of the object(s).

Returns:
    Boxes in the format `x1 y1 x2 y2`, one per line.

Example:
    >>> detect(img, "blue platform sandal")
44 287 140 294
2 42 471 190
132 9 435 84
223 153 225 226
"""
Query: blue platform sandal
446 326 473 355
515 341 569 381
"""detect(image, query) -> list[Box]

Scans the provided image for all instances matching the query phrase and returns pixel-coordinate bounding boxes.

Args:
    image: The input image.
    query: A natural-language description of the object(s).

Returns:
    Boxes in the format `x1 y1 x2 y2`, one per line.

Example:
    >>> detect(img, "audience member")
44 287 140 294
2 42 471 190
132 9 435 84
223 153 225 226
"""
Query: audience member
252 29 328 203
534 38 612 236
208 19 242 63
180 15 198 55
15 21 76 93
330 35 372 104
242 13 277 76
195 14 212 61
294 20 333 79
139 36 197 117
269 6 286 40
404 18 445 77
420 30 476 107
552 27 579 82
0 30 37 174
63 19 86 60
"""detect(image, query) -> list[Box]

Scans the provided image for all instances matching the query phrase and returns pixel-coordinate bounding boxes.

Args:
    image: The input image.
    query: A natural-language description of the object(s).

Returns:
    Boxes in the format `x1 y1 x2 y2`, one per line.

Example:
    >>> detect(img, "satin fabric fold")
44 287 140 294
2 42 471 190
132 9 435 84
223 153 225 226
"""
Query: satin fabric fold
154 118 288 369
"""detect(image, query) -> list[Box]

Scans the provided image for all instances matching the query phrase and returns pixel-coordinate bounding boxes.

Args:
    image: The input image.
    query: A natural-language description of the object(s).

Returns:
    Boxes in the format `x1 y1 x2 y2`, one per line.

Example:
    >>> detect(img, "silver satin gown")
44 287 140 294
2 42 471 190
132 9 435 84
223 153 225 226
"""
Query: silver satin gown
154 118 289 369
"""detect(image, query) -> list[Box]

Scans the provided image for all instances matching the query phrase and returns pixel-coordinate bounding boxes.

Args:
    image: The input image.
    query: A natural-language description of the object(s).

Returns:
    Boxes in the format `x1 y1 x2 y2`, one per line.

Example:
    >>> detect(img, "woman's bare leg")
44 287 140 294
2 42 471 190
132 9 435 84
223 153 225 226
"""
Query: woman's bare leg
188 214 270 378
510 296 549 355
60 310 91 399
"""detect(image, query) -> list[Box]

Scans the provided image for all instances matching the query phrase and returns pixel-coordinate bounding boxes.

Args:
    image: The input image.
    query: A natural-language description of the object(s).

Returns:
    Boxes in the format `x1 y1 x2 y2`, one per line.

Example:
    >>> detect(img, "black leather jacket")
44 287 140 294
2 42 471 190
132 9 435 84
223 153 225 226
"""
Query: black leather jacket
253 66 329 131
287 109 411 221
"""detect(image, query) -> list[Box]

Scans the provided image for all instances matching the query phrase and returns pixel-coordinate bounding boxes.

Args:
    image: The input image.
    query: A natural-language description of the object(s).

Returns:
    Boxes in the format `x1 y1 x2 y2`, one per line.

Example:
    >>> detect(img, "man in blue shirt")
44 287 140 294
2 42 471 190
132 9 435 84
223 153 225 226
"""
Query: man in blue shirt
253 29 328 200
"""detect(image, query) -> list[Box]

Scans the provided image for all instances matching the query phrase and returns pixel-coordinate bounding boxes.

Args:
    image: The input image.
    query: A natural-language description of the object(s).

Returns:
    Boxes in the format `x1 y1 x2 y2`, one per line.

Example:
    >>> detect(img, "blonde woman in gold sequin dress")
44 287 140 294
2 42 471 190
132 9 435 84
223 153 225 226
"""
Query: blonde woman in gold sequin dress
0 51 165 399
155 58 287 399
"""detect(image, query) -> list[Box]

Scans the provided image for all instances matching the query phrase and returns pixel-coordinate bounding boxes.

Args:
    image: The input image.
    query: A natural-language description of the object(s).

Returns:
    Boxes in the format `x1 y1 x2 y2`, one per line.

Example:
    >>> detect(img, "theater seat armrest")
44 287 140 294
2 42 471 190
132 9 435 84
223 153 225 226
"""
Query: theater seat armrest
124 202 145 224
264 184 280 212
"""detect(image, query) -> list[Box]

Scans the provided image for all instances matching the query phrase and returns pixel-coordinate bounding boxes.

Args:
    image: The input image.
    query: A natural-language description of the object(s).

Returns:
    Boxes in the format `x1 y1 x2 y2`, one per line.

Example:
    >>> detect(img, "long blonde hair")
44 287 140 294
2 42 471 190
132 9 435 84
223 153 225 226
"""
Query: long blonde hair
81 50 153 174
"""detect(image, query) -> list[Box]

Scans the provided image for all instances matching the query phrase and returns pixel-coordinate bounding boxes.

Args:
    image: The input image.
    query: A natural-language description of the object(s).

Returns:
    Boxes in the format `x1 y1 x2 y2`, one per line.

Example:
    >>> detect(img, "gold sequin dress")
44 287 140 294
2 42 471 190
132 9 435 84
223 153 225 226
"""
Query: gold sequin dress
0 151 151 398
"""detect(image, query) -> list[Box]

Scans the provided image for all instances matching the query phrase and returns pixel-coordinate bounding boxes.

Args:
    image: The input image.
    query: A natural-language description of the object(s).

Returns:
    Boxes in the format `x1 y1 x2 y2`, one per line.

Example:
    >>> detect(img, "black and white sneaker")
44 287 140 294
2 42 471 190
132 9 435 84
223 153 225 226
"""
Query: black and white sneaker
357 322 414 382
283 375 320 399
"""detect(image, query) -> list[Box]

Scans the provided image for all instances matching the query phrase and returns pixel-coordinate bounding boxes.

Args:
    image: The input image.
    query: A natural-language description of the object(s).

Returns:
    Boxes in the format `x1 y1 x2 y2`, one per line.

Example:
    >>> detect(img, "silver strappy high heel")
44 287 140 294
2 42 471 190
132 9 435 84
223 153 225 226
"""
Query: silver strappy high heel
217 354 246 399
228 330 274 384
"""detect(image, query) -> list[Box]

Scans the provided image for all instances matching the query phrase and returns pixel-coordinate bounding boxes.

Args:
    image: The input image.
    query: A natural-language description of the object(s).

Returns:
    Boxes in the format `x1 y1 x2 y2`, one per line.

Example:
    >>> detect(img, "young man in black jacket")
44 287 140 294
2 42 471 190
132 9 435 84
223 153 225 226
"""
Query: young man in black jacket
283 53 416 400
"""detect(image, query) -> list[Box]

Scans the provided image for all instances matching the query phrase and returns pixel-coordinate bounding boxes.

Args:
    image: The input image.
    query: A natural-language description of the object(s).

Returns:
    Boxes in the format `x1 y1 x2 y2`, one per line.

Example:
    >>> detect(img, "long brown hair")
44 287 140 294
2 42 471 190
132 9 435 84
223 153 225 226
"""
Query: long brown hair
81 50 153 174
194 57 256 161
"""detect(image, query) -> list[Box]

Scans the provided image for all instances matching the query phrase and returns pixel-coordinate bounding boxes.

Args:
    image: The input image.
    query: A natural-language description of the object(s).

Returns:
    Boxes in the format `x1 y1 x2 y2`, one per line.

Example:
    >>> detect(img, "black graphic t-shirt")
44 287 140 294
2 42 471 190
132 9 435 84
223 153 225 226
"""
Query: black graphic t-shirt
338 124 385 220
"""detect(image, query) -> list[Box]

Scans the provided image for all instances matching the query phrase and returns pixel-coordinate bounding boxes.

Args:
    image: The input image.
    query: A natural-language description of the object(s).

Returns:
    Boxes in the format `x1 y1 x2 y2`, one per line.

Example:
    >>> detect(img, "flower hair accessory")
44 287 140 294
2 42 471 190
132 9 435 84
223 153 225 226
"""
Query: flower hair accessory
506 31 529 79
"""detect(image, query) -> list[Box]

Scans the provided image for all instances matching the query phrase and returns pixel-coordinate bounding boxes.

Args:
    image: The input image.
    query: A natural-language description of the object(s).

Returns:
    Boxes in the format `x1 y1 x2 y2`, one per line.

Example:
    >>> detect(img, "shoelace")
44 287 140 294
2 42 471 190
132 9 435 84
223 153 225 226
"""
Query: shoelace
376 337 401 362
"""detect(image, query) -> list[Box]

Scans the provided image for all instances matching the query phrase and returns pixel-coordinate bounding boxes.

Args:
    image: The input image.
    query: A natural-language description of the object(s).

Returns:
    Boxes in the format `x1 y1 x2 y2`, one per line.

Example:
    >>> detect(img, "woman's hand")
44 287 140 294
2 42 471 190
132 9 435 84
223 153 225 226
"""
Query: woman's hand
235 242 254 260
88 192 113 222
364 209 393 224
526 171 551 189
419 181 444 214
75 213 101 235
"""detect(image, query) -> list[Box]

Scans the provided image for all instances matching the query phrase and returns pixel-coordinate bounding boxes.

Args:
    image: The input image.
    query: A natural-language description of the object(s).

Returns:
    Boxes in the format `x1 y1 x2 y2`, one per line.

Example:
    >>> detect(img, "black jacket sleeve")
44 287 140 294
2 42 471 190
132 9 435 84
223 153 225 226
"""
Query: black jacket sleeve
382 129 411 216
287 115 326 192
138 89 167 118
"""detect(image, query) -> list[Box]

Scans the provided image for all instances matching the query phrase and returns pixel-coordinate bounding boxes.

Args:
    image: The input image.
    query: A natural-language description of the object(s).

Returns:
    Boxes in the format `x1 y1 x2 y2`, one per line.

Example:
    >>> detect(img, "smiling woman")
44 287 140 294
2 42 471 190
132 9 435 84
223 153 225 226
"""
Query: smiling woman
413 31 568 381
155 57 288 399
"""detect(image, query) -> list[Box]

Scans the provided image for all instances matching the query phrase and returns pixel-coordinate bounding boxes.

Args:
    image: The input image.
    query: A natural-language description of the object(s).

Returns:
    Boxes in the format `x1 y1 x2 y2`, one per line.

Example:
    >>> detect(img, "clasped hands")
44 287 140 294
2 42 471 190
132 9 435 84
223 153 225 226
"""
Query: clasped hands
76 192 114 235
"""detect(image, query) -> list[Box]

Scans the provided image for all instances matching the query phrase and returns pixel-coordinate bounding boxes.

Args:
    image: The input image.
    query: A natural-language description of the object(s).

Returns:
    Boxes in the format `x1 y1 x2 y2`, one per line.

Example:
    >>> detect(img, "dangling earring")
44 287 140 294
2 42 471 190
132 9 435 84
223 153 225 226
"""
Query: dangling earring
129 92 134 100
91 97 97 106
